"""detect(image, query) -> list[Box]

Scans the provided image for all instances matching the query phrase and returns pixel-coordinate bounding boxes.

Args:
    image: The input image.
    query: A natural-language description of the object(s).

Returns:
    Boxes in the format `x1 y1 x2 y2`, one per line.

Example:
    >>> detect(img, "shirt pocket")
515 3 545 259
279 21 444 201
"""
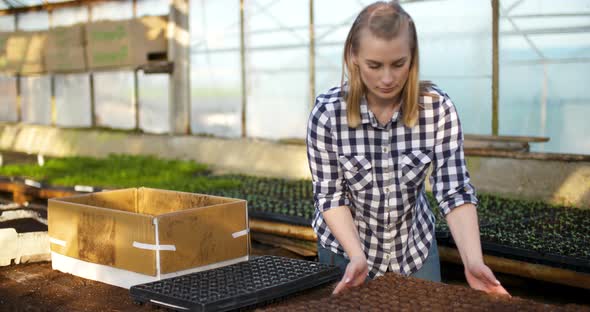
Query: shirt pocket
398 150 433 188
339 155 373 192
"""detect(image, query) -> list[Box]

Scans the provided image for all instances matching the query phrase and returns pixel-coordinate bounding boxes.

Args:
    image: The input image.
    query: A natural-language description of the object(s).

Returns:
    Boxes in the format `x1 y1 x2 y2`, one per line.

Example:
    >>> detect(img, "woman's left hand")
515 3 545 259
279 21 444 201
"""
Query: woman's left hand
465 262 510 296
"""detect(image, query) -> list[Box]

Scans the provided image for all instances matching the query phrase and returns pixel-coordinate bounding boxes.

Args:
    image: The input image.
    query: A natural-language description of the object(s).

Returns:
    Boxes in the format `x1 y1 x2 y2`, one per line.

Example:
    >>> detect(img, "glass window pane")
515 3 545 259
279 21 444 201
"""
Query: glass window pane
138 72 170 133
190 0 242 137
17 11 49 30
55 73 91 127
90 2 133 21
90 2 134 129
137 0 169 17
0 76 17 122
245 0 310 139
0 15 15 31
500 1 590 154
93 71 135 129
246 48 309 139
52 6 88 26
51 7 90 128
20 76 51 125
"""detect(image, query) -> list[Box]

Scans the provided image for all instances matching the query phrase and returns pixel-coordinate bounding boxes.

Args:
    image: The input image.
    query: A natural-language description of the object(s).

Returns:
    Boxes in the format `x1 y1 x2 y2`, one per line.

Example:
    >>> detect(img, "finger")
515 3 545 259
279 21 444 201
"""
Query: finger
350 269 369 287
480 266 502 288
489 284 511 297
332 275 352 295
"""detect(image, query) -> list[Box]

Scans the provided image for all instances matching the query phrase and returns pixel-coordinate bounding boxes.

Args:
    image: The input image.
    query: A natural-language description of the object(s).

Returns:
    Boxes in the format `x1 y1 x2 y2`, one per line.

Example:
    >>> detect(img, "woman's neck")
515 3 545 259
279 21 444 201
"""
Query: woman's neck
366 92 402 126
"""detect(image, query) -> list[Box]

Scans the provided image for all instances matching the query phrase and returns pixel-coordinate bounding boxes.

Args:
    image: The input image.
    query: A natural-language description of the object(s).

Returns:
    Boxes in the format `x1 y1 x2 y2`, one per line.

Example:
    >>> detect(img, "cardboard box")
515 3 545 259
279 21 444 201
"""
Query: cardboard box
132 15 168 63
44 24 86 72
45 46 86 72
85 20 134 69
85 16 167 69
48 187 250 289
46 24 85 50
0 32 12 73
6 31 47 74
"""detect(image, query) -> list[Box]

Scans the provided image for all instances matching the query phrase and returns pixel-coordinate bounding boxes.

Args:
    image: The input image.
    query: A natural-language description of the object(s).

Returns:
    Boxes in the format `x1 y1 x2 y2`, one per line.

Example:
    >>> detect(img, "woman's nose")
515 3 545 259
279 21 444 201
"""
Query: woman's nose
381 72 394 86
381 69 395 86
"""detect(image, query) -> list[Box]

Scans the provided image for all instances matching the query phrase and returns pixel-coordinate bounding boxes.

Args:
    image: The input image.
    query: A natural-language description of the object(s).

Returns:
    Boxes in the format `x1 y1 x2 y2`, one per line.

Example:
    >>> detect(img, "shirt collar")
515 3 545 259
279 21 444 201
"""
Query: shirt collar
360 94 403 129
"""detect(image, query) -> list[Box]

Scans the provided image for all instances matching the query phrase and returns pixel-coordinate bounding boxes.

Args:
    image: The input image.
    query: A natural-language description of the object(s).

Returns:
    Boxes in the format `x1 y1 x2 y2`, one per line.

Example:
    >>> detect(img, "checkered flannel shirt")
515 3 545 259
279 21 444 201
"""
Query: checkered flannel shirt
306 84 478 278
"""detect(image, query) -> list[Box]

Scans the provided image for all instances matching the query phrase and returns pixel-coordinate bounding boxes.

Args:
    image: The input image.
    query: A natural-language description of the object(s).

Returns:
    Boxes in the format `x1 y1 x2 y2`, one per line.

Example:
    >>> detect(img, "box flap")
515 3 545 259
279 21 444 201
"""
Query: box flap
137 187 240 216
158 200 249 274
48 193 157 276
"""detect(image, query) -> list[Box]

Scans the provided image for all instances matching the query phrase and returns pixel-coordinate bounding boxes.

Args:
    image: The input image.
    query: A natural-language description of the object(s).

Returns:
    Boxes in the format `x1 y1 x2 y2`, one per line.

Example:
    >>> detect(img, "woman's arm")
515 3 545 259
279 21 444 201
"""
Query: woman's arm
322 205 368 294
306 100 368 295
446 203 509 295
429 90 509 295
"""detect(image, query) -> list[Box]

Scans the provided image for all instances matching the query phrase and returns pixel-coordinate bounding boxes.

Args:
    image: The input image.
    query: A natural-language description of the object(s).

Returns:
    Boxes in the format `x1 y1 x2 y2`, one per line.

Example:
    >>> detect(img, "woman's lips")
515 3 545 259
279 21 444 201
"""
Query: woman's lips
379 87 395 93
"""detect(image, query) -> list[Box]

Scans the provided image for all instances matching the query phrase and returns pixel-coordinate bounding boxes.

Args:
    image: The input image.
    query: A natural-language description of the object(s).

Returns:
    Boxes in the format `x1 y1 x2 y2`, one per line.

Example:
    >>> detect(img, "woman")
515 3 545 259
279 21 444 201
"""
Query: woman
306 1 510 296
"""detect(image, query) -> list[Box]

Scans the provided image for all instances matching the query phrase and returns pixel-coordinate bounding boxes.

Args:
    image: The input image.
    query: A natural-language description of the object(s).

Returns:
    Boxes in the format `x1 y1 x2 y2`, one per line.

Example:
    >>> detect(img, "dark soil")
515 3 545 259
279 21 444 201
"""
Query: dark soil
263 272 590 312
0 262 152 312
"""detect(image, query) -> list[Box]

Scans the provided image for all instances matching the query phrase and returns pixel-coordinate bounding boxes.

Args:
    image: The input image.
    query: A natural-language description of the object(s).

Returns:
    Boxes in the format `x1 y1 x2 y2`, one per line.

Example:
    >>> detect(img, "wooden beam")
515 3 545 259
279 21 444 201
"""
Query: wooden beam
251 232 317 257
240 0 247 138
464 134 550 143
249 218 317 242
439 245 590 289
465 149 590 162
491 0 499 136
168 0 190 135
309 0 315 111
0 0 106 15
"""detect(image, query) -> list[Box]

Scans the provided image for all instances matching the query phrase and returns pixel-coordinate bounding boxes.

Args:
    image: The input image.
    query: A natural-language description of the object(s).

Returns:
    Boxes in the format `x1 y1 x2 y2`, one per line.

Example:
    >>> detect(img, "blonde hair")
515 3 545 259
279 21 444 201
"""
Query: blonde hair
342 1 432 128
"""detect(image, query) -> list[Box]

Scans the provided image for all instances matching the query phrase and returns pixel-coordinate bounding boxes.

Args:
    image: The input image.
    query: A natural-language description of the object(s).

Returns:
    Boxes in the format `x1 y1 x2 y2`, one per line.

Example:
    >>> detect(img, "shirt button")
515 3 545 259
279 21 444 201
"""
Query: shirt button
385 188 389 193
383 147 388 153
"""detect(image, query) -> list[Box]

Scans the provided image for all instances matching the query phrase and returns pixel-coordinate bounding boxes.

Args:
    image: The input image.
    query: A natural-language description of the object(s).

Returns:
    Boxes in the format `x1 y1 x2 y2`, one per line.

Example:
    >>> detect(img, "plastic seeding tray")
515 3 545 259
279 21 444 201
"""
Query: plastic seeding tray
248 210 312 227
129 255 341 312
480 241 590 273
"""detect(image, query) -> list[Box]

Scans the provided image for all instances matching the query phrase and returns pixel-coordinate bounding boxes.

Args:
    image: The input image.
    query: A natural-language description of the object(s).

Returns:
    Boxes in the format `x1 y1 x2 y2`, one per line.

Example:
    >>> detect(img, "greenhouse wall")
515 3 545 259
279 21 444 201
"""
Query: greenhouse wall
0 0 588 155
0 123 588 209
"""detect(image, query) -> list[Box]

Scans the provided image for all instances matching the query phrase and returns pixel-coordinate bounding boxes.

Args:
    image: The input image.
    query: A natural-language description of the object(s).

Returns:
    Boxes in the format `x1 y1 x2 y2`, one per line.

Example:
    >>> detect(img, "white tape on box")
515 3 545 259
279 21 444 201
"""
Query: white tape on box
232 229 249 238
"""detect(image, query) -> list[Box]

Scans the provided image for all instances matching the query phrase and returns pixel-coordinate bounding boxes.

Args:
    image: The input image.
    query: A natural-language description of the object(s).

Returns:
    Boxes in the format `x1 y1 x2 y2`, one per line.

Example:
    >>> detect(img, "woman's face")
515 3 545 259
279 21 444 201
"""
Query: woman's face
353 29 412 106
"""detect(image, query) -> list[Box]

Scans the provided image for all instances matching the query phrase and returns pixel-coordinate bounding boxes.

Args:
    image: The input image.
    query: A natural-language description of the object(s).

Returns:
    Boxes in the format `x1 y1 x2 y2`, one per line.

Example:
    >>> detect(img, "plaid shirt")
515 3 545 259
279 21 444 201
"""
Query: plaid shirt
306 84 478 279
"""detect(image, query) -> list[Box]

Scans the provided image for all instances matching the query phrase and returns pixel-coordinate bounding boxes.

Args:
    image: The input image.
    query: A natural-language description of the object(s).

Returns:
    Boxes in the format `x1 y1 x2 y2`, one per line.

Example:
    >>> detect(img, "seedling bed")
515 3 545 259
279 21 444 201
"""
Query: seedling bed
262 271 588 312
480 241 590 273
129 255 340 312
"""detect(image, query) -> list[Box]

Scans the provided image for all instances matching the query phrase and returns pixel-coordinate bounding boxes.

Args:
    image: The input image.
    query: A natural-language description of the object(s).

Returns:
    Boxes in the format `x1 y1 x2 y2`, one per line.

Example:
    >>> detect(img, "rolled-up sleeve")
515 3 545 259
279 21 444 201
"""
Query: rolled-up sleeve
430 95 478 216
306 100 349 213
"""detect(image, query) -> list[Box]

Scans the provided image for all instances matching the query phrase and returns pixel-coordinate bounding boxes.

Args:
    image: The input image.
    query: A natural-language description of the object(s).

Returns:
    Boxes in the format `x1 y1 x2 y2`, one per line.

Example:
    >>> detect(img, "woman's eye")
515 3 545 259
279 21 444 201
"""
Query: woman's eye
368 65 380 69
394 62 405 68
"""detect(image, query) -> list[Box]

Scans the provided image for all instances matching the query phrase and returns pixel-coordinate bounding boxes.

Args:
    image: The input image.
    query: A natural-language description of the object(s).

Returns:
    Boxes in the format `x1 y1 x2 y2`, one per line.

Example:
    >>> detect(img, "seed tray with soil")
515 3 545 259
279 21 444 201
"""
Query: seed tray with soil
431 193 590 272
263 272 589 312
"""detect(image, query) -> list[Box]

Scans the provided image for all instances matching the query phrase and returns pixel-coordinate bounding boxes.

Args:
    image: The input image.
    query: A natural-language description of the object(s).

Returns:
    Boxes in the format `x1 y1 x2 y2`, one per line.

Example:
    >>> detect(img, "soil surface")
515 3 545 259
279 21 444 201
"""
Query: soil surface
0 242 318 312
2 258 588 312
263 273 590 312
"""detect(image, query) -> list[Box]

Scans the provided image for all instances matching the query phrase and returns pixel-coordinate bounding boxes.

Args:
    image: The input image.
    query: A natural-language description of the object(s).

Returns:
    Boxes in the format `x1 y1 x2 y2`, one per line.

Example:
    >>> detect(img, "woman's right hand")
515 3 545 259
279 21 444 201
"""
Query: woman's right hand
332 254 369 295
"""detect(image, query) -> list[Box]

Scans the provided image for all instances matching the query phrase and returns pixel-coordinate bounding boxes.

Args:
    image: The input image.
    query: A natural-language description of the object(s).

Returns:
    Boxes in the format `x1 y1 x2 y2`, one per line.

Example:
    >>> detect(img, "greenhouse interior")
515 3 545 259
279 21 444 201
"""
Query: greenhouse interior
0 0 588 311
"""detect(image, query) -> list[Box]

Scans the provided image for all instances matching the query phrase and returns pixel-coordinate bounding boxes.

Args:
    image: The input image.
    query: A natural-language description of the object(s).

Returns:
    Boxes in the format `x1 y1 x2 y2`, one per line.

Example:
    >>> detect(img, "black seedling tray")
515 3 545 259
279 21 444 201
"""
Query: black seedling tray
129 255 340 312
249 210 312 227
480 241 590 273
